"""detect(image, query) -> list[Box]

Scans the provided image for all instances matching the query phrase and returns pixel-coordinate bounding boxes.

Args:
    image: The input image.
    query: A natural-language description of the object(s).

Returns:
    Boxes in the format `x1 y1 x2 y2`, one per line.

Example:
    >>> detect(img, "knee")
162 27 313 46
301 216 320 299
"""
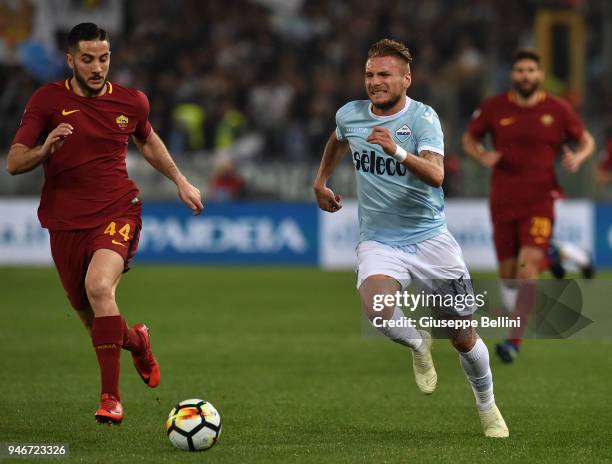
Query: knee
516 249 544 279
360 294 392 322
450 334 476 353
85 275 114 303
516 262 539 280
363 304 394 323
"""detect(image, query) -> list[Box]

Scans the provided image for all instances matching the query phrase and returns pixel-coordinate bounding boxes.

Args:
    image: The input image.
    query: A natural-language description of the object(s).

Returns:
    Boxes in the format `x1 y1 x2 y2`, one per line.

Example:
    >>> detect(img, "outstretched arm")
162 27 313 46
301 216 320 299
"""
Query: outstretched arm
132 130 203 215
313 131 349 212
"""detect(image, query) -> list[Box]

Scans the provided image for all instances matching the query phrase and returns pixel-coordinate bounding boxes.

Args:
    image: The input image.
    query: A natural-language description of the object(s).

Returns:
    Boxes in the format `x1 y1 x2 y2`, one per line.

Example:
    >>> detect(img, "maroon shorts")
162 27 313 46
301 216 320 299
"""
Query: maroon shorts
49 211 142 311
491 200 554 262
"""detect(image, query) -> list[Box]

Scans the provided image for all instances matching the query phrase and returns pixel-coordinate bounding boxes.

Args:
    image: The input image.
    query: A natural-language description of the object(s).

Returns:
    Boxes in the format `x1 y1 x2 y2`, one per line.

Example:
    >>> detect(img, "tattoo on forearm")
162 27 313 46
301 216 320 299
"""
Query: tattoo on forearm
420 150 444 167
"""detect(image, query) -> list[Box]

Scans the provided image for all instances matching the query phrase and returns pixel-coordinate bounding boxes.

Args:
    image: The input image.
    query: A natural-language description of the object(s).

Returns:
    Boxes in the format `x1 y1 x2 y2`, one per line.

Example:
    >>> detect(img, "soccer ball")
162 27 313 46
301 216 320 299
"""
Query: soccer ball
165 399 222 451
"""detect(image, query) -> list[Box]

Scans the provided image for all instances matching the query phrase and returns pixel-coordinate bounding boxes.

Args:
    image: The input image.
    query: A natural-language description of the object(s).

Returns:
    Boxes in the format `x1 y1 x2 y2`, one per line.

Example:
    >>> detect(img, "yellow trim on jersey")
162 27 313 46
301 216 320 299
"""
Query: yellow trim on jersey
64 78 112 95
508 90 547 105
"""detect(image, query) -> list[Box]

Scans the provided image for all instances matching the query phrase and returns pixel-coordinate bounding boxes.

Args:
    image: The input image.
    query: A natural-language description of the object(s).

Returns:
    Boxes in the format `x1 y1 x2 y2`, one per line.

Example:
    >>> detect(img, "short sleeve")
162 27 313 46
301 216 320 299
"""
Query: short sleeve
12 88 51 148
559 100 584 142
133 90 153 141
467 102 492 139
335 109 346 141
416 106 444 156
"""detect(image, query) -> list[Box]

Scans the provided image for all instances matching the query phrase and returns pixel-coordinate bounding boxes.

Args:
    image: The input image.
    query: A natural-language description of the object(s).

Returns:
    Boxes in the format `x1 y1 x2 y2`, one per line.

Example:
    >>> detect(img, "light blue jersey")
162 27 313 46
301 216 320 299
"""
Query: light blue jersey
335 97 446 245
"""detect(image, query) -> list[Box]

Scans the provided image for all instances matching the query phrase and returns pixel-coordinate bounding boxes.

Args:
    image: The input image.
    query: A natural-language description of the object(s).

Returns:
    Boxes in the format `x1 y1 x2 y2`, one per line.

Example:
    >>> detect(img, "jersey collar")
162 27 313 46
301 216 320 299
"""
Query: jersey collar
507 90 546 105
65 78 113 96
368 96 411 121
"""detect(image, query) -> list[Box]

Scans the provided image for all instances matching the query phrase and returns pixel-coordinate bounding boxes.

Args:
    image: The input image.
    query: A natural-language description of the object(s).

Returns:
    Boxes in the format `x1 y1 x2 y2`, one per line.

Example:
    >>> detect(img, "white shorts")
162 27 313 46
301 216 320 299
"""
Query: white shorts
356 230 474 315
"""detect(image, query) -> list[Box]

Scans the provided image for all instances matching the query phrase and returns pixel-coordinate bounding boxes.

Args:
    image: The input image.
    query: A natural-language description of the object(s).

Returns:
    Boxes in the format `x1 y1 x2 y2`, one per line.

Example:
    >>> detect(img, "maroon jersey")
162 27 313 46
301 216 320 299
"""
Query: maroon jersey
12 79 152 230
599 139 612 171
467 91 584 212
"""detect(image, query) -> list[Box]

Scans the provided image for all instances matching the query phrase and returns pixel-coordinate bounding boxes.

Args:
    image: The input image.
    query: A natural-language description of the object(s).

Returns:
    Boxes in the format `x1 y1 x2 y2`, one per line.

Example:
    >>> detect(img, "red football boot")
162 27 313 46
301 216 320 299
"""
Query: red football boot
95 393 123 425
131 323 160 388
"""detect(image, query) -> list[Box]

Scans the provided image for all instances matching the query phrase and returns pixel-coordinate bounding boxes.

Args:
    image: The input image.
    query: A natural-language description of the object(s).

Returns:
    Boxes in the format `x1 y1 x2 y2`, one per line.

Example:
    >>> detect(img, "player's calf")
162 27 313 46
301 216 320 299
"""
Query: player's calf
453 334 508 436
359 277 424 352
455 336 495 409
359 277 435 393
75 307 94 335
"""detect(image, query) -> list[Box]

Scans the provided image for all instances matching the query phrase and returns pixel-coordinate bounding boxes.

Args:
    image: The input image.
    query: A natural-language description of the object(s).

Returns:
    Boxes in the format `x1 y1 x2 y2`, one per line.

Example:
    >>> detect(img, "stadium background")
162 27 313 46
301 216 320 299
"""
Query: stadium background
1 1 612 463
1 0 612 269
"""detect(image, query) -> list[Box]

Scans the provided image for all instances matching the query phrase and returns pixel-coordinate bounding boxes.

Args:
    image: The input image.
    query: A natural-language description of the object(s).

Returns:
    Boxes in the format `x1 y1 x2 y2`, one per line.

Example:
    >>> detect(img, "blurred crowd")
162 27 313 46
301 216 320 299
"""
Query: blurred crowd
1 0 611 198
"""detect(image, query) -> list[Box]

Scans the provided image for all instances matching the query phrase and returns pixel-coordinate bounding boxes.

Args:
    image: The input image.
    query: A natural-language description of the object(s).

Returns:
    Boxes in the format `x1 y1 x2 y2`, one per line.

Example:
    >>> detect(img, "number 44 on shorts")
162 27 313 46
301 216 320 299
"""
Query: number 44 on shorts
529 216 551 245
104 221 131 242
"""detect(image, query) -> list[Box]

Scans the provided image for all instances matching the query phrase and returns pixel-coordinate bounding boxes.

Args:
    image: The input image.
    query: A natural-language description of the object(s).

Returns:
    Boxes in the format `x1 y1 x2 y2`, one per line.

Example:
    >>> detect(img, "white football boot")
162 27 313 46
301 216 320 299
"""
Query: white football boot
478 404 509 438
411 330 437 394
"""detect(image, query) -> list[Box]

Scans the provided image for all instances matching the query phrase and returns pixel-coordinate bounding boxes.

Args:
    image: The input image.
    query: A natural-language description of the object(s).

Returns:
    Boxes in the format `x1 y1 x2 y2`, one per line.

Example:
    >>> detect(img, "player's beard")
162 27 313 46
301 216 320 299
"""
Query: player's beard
73 68 107 97
371 93 403 111
513 80 539 99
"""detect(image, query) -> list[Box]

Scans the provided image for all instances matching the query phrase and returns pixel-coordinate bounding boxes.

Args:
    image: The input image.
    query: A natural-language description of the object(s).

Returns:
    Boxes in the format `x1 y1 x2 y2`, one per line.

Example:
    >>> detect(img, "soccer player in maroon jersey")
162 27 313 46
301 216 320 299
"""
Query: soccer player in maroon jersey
596 127 612 186
6 23 203 424
462 49 594 363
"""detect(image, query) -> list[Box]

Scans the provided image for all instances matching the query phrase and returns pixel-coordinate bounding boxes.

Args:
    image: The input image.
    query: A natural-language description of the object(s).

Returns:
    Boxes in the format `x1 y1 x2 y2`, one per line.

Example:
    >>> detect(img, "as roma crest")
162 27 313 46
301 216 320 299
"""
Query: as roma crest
540 114 554 126
116 114 129 129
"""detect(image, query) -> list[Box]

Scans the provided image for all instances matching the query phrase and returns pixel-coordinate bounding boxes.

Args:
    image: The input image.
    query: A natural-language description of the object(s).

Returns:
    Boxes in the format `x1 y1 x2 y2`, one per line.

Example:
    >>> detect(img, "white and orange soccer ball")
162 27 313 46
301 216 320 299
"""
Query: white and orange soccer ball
165 399 222 451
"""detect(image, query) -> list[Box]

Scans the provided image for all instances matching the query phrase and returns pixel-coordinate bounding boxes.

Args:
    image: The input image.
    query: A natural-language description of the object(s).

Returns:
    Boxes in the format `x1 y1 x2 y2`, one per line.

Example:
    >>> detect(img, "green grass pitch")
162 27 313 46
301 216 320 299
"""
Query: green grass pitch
0 266 610 463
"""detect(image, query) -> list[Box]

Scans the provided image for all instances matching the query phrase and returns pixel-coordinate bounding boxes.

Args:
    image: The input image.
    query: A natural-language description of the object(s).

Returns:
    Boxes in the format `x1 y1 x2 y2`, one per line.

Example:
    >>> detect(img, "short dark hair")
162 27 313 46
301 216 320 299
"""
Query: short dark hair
67 23 109 52
368 39 413 66
511 48 541 67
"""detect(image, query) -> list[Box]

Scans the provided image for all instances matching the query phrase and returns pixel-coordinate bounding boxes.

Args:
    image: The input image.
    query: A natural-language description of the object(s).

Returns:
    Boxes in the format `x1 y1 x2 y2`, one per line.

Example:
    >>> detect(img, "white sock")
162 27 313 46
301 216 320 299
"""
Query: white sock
499 281 518 313
560 242 591 268
458 337 495 411
371 307 424 352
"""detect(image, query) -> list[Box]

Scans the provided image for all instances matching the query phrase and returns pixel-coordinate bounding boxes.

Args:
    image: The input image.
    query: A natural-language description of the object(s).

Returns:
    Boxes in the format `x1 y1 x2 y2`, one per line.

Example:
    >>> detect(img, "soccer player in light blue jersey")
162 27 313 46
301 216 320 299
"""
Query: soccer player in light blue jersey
313 39 508 437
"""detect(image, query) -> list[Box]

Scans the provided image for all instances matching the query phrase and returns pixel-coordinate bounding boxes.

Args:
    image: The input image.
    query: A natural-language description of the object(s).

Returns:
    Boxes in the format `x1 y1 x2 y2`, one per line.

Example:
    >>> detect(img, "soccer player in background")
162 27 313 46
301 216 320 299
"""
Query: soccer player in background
314 39 508 437
6 23 203 424
462 49 594 363
595 127 612 186
547 240 594 280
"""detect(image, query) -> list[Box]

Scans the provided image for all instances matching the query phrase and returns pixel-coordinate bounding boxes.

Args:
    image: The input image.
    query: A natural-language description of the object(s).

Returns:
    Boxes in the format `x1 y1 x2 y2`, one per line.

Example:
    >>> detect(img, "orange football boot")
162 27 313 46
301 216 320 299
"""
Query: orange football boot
95 393 123 425
131 323 160 388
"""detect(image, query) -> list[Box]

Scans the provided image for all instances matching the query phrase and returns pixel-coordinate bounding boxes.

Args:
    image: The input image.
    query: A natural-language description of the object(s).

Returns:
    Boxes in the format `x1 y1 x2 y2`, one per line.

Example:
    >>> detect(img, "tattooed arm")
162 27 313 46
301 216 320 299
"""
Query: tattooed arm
367 126 444 187
405 150 445 187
